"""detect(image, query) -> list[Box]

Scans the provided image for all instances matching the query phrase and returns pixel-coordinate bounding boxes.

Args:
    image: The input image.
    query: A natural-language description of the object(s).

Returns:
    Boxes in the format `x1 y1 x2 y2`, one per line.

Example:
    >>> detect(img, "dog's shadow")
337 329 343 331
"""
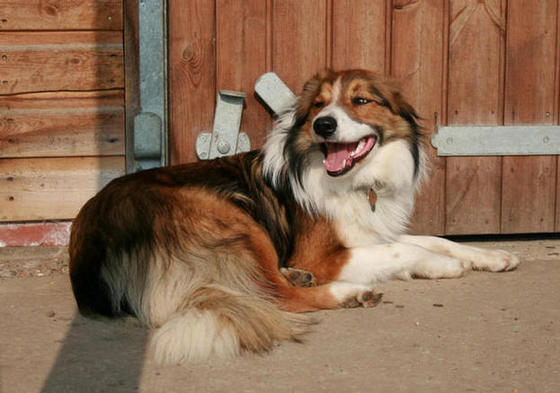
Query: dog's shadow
41 313 148 393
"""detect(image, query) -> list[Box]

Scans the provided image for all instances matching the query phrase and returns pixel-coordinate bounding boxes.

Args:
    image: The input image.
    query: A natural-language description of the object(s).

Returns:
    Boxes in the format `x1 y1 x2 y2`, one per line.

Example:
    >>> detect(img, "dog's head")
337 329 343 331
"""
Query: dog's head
263 69 423 214
288 69 422 178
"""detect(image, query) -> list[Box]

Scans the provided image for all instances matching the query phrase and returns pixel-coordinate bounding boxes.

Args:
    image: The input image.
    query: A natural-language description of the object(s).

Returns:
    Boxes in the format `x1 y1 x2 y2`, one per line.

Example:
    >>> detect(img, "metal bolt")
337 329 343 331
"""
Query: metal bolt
216 139 231 154
1 55 6 61
543 136 550 144
546 112 551 117
200 152 207 159
446 137 454 145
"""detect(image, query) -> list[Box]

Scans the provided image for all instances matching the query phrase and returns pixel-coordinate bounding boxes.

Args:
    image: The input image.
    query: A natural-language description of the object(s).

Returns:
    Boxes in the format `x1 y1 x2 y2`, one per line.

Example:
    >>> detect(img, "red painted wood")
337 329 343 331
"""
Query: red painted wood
0 222 71 247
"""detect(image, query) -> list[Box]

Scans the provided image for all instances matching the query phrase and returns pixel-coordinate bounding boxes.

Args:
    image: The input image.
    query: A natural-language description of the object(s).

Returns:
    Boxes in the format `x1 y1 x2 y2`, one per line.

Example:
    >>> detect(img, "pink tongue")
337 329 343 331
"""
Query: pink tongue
324 142 359 173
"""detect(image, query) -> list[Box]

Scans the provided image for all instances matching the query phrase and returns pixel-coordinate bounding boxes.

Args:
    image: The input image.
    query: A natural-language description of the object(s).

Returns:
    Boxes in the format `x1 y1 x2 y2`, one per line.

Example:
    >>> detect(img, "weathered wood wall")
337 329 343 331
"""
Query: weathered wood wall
0 0 126 222
168 0 560 235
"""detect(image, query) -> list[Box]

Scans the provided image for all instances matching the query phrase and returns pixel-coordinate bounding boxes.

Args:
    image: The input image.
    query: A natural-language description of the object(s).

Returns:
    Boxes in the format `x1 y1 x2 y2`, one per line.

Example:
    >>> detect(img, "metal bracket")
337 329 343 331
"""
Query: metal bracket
432 126 560 156
195 73 296 160
133 0 168 171
196 90 251 160
254 72 297 115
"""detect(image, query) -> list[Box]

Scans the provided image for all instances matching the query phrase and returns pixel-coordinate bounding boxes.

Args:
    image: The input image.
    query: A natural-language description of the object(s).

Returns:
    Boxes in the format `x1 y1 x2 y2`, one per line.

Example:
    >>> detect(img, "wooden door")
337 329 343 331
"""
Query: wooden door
167 0 560 236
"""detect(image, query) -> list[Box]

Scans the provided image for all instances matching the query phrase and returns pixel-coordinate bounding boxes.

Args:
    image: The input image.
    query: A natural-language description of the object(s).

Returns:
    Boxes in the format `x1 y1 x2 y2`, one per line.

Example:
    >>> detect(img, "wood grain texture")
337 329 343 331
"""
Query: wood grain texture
0 31 123 95
216 0 270 149
168 0 215 164
0 156 125 221
331 0 387 73
0 0 122 31
272 0 328 92
557 0 560 233
0 91 124 157
445 0 505 235
501 0 557 233
392 0 445 235
124 0 140 172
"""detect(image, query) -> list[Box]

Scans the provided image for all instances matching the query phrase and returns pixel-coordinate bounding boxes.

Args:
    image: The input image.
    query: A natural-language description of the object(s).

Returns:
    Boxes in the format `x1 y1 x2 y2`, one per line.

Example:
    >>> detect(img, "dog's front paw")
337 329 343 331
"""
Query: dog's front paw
341 290 383 309
281 267 317 287
473 249 520 272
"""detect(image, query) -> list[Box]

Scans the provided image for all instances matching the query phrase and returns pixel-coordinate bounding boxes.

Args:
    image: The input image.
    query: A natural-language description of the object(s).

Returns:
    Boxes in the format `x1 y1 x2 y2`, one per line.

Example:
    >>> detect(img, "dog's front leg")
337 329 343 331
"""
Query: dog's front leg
398 235 520 272
335 243 470 285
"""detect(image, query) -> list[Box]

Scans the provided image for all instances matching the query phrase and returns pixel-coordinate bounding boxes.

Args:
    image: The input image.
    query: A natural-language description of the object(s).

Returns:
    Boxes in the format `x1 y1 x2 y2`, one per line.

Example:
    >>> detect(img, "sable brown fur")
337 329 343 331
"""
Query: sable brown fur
68 69 425 363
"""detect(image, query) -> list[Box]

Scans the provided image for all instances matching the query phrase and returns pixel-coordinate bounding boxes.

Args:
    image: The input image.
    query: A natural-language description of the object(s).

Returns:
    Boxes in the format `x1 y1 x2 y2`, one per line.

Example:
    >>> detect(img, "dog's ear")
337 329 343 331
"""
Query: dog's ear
392 90 420 121
370 78 420 121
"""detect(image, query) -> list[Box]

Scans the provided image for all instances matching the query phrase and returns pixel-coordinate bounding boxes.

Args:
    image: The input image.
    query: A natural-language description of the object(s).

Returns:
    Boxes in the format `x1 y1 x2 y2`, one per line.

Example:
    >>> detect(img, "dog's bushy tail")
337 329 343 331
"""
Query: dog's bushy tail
151 285 309 364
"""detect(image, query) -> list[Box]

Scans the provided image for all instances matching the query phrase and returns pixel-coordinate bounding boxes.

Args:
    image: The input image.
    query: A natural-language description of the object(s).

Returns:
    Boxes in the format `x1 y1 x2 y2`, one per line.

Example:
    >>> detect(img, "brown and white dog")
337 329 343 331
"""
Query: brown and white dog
69 69 520 364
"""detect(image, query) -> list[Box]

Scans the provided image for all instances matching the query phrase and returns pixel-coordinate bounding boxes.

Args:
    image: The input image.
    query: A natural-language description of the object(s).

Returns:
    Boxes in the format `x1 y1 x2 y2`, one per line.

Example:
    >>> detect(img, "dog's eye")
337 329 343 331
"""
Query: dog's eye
352 97 372 106
313 101 324 108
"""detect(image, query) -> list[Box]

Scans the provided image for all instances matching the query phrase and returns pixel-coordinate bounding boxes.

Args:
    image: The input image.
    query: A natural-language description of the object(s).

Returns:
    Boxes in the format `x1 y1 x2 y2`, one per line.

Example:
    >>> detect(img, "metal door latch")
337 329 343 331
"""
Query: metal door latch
196 90 251 160
196 73 296 160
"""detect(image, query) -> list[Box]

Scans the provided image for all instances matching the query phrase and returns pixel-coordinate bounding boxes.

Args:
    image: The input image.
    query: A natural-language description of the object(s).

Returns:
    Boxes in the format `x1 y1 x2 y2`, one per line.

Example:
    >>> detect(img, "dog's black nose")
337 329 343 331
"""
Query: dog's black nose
313 116 337 137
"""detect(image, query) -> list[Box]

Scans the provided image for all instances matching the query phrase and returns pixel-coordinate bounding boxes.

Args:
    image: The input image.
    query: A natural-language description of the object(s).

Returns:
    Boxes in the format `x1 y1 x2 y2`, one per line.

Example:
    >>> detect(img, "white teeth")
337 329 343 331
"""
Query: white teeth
350 138 366 157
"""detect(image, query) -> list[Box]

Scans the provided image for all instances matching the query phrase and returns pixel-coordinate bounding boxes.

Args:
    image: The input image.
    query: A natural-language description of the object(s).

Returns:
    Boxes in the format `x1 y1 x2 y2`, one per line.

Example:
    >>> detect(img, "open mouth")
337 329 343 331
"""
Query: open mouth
322 135 377 176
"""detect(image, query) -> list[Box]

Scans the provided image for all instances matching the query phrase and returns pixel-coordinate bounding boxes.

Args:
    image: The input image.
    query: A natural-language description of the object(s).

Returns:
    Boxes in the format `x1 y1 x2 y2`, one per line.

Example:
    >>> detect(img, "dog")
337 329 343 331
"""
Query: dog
69 69 520 364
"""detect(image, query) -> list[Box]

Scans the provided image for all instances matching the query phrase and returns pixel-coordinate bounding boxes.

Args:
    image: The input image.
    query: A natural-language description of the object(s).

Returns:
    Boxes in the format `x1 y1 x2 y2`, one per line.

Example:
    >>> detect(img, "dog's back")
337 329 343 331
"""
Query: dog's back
69 154 309 363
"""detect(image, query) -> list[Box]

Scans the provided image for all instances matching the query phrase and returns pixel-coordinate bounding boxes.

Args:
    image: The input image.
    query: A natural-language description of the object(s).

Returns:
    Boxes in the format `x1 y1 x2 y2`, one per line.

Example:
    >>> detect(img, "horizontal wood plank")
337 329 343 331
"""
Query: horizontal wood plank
0 156 125 221
0 91 124 157
0 31 123 95
0 0 123 31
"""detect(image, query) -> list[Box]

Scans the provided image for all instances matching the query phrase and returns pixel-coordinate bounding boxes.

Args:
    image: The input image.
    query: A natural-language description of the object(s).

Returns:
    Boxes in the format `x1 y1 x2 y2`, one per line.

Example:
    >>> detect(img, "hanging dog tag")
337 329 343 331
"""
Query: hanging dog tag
368 189 377 212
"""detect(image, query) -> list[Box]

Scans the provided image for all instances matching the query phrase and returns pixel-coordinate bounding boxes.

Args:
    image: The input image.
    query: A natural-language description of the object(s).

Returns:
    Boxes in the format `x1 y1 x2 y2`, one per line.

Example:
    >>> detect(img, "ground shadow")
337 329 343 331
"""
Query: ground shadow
41 1 148 392
41 313 148 393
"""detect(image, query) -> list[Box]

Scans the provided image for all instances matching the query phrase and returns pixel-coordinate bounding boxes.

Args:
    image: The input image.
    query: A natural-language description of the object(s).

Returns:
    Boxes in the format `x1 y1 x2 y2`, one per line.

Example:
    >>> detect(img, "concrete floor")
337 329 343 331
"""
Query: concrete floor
1 238 560 393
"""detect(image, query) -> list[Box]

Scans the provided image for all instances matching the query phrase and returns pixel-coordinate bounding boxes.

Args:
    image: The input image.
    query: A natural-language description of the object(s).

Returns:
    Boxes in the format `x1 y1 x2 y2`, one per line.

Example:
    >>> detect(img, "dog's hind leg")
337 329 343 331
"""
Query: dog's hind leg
398 235 520 272
246 228 381 312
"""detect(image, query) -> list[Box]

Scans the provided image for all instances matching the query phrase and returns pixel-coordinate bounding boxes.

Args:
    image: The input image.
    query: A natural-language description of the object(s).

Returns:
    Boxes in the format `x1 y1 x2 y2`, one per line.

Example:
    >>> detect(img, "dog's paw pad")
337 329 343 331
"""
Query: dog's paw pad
281 267 317 287
358 290 383 308
475 250 521 272
494 250 521 272
341 290 383 309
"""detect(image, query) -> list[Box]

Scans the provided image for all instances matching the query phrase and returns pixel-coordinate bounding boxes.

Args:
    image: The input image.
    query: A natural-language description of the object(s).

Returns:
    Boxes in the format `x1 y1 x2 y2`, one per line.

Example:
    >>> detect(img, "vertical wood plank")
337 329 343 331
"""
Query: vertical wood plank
124 0 140 172
272 0 328 92
501 0 558 233
445 0 505 235
392 1 446 235
168 0 216 164
216 0 270 149
331 0 387 73
556 0 560 232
